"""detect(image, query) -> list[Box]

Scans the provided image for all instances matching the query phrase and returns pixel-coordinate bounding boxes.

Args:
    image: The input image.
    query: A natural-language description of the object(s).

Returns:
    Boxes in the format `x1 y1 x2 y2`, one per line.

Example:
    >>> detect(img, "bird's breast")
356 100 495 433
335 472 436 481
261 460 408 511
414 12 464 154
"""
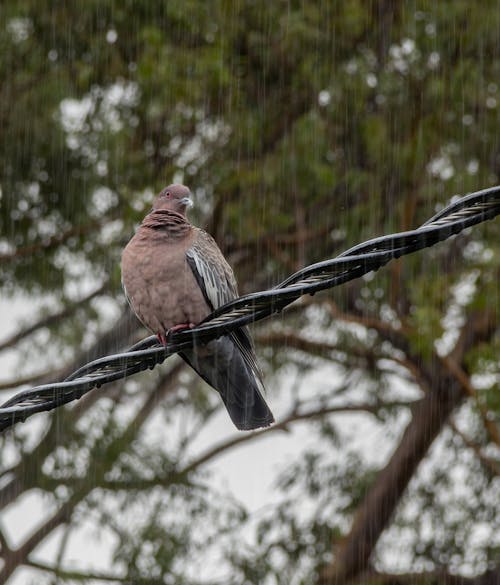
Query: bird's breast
121 232 211 334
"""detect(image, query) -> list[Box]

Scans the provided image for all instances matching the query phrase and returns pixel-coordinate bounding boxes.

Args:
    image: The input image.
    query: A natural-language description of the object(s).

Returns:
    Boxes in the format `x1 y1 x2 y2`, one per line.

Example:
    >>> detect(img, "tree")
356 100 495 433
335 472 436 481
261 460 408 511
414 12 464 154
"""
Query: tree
0 1 498 584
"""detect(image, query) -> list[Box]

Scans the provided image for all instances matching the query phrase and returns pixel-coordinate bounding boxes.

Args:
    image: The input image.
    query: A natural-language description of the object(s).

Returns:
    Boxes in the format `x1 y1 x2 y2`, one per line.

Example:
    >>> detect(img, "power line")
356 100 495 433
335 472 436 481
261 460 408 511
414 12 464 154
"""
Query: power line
0 186 498 432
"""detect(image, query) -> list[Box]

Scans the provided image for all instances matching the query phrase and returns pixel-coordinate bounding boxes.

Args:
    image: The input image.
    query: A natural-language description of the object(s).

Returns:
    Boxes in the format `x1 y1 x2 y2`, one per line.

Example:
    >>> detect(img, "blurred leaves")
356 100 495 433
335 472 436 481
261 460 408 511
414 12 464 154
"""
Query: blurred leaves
0 1 498 584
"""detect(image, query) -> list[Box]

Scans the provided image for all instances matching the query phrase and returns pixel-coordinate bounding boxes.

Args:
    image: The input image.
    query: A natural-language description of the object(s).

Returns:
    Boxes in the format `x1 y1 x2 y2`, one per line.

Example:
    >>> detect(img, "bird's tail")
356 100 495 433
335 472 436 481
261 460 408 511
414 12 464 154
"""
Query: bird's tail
180 335 274 431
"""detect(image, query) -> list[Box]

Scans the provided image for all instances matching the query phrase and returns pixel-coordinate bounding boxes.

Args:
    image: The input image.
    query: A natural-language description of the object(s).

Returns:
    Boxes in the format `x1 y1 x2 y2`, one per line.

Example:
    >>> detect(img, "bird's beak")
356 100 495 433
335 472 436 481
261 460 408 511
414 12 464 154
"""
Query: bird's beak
181 196 194 208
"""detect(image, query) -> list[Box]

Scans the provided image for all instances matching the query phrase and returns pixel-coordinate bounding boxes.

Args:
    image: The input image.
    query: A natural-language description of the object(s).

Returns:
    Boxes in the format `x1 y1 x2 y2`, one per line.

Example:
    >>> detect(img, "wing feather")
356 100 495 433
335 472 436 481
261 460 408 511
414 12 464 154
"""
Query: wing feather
186 229 264 386
185 228 238 310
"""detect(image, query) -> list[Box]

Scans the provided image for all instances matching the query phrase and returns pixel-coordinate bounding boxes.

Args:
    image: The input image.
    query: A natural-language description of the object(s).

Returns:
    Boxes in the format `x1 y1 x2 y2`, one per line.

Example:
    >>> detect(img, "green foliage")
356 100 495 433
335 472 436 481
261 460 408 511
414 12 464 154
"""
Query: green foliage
0 1 498 584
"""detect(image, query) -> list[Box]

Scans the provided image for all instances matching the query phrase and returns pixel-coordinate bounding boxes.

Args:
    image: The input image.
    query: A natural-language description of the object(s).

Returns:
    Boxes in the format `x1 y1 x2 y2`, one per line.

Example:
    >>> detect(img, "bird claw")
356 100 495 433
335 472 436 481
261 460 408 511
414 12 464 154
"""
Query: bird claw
157 323 195 346
169 323 195 334
157 332 168 346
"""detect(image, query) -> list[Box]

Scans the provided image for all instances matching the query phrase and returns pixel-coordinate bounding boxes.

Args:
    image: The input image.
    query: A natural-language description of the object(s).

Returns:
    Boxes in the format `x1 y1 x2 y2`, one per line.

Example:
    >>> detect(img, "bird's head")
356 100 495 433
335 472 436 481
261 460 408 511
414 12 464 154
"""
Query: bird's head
152 184 193 216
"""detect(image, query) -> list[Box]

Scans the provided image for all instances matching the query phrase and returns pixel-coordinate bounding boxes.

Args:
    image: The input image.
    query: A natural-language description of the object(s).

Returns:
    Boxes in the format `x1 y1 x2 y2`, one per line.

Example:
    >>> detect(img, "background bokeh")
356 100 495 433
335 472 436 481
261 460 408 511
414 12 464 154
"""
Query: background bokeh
0 2 498 584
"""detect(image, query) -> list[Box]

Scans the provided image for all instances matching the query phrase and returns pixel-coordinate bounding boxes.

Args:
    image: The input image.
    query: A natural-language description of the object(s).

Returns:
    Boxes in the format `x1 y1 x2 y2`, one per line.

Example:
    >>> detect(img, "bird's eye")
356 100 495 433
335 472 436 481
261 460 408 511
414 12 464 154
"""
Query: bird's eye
165 191 171 198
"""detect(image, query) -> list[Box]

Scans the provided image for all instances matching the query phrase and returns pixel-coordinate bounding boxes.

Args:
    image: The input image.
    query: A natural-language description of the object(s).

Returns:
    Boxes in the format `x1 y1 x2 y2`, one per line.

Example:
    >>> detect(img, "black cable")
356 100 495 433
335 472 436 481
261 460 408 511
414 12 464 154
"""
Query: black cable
0 185 498 431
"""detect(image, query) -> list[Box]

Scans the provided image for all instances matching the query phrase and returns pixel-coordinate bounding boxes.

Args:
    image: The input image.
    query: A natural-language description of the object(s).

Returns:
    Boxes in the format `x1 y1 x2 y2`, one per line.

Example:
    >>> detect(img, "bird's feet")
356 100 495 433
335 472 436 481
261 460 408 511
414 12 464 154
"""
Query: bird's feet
157 332 168 346
157 323 195 346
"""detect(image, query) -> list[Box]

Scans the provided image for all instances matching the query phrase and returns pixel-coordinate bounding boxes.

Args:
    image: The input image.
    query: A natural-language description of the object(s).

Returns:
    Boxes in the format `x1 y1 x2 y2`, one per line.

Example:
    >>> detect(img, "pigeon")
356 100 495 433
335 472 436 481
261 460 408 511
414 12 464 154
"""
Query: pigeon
121 184 274 430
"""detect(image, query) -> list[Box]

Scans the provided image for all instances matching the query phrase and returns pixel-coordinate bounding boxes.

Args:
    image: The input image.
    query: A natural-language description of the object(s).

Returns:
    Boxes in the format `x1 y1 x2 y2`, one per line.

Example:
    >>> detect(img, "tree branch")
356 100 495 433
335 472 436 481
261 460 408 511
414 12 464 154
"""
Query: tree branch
0 525 11 554
25 559 126 583
320 309 497 585
0 369 64 392
0 309 140 510
319 297 411 340
449 418 500 476
0 217 117 263
257 330 387 366
441 355 500 447
363 568 500 585
0 283 108 354
0 363 184 582
180 400 414 477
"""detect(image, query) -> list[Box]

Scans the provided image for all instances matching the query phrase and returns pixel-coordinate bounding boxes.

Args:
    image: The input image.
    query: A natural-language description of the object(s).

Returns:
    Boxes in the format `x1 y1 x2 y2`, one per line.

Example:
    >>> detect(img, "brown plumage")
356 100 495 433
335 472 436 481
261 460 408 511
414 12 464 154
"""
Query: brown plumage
121 184 274 430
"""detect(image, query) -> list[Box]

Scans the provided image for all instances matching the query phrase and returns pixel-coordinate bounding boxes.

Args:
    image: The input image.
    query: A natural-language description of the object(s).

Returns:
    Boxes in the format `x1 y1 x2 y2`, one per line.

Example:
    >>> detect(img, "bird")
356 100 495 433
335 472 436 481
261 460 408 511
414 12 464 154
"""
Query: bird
121 184 274 430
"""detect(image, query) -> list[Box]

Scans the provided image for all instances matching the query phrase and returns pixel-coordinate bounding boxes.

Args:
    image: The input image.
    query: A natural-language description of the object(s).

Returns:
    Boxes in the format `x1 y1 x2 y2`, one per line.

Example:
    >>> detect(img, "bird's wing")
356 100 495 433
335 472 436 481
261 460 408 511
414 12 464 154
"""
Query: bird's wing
185 228 238 311
185 228 264 385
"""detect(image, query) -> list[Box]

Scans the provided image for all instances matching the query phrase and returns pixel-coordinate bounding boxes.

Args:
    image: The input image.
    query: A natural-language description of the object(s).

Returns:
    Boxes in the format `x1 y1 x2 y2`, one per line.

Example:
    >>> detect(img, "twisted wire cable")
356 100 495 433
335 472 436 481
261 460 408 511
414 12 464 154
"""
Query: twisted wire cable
1 185 498 432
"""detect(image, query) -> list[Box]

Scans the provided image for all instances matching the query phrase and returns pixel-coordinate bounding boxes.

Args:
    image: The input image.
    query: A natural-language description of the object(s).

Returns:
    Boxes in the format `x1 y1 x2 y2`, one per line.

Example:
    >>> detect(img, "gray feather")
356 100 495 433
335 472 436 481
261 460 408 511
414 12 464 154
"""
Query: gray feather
180 337 274 430
184 228 272 428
